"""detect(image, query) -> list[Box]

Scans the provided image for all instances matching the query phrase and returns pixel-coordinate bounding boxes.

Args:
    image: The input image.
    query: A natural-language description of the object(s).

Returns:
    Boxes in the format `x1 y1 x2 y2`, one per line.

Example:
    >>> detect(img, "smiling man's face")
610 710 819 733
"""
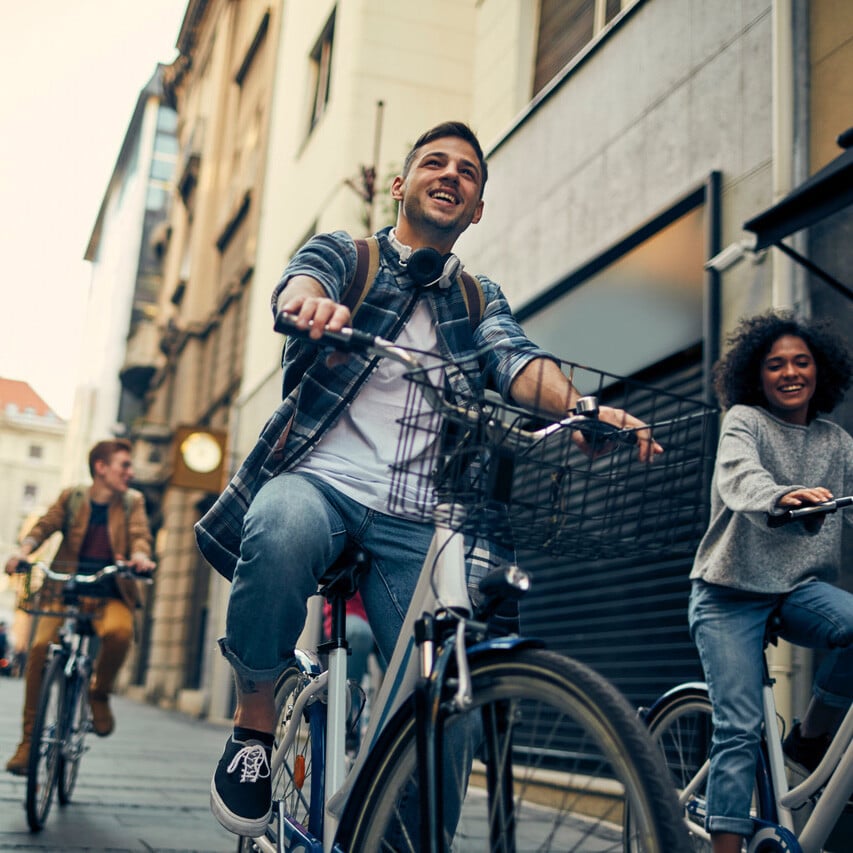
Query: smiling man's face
391 136 484 253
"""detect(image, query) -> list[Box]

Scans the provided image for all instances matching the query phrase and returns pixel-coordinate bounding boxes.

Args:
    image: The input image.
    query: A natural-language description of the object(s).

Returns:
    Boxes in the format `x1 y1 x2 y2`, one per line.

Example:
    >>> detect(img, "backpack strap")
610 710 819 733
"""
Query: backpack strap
63 487 87 535
343 237 380 316
456 271 485 331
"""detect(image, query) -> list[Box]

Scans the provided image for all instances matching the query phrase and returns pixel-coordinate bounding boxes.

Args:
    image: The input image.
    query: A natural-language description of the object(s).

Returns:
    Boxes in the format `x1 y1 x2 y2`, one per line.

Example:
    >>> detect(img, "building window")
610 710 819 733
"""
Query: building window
23 483 37 504
533 0 633 97
308 9 336 134
28 444 43 460
517 192 708 377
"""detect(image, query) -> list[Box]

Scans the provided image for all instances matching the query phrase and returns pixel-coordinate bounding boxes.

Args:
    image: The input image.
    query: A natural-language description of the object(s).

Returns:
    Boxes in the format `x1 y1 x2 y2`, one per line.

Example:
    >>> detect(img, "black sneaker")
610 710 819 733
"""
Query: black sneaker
210 735 272 836
782 722 831 775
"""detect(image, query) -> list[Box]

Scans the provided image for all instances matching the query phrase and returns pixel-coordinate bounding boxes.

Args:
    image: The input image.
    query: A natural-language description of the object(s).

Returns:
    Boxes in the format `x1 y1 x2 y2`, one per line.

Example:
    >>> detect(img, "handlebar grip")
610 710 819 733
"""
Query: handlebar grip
766 498 843 528
274 311 376 353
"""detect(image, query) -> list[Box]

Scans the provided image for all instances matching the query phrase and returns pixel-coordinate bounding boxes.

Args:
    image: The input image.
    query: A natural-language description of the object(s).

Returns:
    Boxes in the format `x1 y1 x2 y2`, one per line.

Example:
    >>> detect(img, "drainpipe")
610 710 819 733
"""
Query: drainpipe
770 0 809 314
766 0 798 725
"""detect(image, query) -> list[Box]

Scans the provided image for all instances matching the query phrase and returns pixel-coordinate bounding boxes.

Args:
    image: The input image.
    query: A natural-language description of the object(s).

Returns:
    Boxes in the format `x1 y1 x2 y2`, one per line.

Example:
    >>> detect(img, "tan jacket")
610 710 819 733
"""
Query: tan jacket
23 486 153 609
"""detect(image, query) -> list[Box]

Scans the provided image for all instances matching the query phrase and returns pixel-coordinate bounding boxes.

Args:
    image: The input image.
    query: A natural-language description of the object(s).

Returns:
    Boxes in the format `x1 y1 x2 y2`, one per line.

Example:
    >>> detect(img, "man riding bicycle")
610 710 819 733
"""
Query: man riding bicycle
4 438 155 776
198 121 662 837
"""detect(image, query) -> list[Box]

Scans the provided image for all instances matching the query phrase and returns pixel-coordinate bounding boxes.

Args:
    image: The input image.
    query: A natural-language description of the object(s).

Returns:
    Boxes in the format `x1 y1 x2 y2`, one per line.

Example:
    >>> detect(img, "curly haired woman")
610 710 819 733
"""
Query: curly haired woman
689 309 853 852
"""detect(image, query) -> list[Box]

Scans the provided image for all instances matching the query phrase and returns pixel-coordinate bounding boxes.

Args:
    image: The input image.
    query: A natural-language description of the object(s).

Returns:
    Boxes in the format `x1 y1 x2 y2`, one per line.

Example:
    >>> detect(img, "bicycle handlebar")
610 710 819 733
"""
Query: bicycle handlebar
274 311 639 447
766 495 853 528
15 560 155 584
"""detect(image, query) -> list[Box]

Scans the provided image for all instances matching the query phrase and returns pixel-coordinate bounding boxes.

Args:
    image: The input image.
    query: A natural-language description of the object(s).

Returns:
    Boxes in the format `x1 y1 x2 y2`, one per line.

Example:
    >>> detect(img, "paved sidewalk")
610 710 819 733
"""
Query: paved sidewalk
0 675 236 852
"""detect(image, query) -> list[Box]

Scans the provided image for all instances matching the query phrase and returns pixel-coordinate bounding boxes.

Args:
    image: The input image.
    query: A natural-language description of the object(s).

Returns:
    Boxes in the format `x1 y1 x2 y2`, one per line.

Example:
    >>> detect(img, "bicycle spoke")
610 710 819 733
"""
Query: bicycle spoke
338 648 686 851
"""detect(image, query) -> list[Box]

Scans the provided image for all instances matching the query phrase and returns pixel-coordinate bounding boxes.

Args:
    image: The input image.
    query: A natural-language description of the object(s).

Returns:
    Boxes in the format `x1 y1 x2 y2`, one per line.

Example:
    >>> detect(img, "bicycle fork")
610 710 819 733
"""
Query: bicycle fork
411 502 524 853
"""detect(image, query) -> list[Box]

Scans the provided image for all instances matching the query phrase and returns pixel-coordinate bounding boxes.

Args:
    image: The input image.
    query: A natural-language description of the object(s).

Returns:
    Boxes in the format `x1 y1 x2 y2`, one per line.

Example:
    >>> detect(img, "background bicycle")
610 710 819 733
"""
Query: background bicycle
15 560 152 832
237 319 717 852
641 497 853 853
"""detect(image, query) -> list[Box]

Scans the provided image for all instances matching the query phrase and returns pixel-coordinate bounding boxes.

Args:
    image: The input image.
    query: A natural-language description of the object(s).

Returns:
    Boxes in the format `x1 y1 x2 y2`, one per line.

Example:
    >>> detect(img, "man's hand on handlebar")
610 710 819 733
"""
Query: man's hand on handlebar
278 295 353 366
595 405 663 464
128 553 157 575
4 553 31 576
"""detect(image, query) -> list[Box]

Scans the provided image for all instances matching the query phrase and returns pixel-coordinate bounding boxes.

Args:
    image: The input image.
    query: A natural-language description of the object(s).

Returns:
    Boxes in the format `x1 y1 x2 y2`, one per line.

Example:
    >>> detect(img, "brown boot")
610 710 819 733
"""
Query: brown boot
6 741 29 776
89 690 114 737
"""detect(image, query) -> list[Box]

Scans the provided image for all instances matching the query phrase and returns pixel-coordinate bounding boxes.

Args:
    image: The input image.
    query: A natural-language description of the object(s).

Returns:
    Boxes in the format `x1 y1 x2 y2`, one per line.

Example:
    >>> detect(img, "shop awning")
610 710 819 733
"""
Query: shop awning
742 127 853 301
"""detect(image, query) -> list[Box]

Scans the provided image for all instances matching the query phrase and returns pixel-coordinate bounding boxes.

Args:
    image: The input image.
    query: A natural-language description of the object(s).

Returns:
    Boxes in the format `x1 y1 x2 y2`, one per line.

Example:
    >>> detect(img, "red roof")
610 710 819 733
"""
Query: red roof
0 378 60 419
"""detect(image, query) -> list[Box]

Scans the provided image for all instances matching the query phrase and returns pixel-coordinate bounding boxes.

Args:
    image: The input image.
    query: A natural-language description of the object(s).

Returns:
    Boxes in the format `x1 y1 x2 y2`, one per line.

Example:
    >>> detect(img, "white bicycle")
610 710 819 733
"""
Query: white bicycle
238 313 715 852
641 496 853 852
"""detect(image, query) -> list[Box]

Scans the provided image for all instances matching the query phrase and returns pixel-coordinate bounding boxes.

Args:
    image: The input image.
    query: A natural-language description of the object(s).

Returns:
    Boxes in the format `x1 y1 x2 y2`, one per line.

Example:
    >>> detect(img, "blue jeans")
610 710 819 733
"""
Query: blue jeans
688 579 853 837
219 473 434 691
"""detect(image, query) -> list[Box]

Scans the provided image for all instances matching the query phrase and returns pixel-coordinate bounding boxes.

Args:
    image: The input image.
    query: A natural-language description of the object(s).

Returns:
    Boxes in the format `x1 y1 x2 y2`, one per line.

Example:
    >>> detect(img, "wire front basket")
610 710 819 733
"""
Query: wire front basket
388 356 718 561
14 563 52 616
14 562 80 618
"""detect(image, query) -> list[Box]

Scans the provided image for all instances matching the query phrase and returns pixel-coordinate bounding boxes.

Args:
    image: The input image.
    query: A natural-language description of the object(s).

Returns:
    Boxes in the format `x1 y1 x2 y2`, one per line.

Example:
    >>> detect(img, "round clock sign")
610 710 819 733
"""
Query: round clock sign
180 431 223 474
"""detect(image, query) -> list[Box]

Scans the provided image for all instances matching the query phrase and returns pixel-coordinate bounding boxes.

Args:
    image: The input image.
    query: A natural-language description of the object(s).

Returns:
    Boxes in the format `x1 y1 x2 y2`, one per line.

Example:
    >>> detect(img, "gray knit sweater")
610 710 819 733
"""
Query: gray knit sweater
690 405 853 592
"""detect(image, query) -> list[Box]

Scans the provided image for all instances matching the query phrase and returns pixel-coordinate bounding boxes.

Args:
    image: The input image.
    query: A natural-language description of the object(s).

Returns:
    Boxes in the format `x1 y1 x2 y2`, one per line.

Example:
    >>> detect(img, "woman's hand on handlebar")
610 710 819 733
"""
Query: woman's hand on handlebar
772 487 835 533
777 487 834 508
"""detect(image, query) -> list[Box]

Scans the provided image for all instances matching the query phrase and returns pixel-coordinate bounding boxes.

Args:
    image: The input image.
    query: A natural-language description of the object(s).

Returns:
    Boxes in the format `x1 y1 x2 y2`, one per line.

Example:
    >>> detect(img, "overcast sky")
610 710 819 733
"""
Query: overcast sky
0 1 186 419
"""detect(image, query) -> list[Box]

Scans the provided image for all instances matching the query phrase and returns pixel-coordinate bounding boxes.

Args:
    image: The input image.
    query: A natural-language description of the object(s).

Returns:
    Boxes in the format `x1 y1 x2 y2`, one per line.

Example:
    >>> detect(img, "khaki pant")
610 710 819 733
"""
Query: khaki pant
18 597 133 744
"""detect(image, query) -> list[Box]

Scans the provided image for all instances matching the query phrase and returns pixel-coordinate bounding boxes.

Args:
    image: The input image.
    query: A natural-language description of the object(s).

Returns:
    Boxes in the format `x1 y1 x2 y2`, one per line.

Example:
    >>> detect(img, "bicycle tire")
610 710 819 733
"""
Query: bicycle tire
58 671 89 804
639 683 772 852
26 654 66 831
336 646 688 852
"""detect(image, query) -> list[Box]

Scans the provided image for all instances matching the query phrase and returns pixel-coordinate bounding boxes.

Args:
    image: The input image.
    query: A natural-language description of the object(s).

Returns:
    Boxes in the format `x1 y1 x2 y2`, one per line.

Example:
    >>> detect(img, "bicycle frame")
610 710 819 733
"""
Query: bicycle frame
650 667 853 852
262 315 712 852
760 682 853 853
269 501 479 852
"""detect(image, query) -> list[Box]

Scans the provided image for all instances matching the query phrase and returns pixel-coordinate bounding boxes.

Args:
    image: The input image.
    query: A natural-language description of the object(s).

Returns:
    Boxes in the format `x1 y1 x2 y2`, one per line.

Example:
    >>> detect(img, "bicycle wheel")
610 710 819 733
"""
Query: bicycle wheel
337 647 687 852
58 672 90 804
26 654 66 831
640 683 772 851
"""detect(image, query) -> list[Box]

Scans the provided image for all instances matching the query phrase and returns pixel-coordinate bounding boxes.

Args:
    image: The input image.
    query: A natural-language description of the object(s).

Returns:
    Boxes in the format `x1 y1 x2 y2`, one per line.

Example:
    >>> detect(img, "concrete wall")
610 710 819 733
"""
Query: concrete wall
460 0 776 326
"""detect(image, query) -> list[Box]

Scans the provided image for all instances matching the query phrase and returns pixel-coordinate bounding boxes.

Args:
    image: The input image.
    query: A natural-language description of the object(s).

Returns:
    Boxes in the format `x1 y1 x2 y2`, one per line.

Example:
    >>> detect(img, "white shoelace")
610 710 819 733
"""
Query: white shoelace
227 743 271 784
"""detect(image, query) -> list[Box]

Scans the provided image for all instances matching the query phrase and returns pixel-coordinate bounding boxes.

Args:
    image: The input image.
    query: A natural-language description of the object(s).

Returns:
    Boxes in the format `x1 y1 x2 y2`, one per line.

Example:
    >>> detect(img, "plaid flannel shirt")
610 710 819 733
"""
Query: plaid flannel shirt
194 227 552 580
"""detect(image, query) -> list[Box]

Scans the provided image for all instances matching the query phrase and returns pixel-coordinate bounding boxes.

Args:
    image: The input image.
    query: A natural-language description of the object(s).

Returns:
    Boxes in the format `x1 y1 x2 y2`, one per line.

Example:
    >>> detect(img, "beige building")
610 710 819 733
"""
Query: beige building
67 67 178 492
0 379 66 648
114 0 851 727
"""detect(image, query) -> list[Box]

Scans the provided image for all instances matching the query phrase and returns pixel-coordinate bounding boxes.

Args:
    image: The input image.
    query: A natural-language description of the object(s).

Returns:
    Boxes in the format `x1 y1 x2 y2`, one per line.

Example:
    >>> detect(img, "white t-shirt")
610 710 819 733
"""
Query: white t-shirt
293 300 442 513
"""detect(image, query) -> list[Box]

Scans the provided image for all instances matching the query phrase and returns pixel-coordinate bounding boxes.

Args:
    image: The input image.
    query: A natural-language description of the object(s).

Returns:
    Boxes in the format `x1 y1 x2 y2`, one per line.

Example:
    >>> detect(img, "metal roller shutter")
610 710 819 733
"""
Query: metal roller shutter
518 349 713 711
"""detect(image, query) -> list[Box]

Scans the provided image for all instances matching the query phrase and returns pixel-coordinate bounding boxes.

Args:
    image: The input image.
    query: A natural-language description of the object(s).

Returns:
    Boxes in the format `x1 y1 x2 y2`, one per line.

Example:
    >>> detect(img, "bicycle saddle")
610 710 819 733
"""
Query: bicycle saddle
318 543 370 600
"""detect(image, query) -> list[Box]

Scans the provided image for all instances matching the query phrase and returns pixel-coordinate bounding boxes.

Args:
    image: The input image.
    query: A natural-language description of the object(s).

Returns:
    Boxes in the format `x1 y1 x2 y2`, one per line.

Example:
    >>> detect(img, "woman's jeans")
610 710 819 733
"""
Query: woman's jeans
220 473 434 692
689 579 853 837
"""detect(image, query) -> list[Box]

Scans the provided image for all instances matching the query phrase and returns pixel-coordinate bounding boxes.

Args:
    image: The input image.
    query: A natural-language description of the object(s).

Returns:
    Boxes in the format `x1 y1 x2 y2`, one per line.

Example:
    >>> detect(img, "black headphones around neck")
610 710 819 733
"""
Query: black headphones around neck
407 248 459 285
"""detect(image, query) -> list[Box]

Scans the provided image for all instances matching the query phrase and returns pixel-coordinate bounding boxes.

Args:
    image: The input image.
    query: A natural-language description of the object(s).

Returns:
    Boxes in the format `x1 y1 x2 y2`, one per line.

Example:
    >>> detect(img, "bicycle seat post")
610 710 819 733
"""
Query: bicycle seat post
316 545 369 849
320 590 348 847
761 614 798 833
